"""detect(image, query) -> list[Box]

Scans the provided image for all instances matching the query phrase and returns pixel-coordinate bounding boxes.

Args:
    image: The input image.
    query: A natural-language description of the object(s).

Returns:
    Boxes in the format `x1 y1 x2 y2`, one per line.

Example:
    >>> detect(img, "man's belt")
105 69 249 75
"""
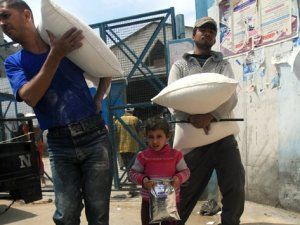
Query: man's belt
48 115 105 137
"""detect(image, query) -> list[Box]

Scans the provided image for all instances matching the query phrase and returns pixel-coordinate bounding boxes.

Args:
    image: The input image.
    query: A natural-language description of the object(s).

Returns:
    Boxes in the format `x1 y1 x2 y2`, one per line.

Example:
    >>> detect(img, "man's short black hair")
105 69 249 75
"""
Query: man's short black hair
0 0 32 15
145 117 170 136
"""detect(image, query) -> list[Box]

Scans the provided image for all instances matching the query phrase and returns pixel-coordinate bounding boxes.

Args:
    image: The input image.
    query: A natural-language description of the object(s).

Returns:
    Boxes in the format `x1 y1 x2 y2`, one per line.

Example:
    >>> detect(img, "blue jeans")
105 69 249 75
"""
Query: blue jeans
47 127 112 225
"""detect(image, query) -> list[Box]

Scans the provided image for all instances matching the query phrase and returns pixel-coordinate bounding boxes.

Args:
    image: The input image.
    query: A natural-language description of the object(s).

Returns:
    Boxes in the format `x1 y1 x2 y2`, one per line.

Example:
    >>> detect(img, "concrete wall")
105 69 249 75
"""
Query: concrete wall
228 49 280 206
196 0 300 212
278 63 300 211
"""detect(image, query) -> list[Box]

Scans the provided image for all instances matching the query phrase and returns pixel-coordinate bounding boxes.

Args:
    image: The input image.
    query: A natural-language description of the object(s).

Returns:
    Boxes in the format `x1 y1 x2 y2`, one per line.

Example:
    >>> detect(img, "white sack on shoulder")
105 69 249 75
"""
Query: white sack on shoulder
38 0 123 78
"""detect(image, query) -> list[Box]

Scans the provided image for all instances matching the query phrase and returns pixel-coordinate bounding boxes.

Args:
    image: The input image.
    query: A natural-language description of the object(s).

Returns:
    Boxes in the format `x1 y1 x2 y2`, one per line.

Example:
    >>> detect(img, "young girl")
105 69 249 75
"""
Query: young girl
129 117 190 225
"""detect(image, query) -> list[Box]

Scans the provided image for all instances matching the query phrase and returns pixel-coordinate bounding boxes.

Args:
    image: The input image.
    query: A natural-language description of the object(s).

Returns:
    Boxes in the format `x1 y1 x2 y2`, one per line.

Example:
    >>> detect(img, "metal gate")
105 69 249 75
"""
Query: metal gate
90 8 177 189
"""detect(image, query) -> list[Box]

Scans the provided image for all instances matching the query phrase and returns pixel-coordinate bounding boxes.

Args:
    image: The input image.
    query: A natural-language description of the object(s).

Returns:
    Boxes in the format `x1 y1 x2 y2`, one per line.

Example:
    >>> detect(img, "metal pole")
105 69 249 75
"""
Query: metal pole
0 101 5 141
98 22 120 189
108 94 121 190
170 7 177 40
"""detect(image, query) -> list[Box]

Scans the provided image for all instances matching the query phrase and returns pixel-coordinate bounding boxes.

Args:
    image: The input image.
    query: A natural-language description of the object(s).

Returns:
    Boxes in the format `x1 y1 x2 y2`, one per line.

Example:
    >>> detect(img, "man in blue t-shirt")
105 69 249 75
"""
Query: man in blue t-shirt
0 1 113 224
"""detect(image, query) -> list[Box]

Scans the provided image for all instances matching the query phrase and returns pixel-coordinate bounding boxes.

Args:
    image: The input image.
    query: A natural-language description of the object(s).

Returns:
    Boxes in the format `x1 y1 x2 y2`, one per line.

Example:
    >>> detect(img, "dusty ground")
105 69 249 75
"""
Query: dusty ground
1 196 300 225
1 158 300 225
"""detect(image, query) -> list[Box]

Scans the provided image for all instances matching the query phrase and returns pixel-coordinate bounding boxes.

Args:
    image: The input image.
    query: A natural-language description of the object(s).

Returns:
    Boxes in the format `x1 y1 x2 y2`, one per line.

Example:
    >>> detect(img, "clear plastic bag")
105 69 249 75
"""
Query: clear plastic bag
149 178 180 224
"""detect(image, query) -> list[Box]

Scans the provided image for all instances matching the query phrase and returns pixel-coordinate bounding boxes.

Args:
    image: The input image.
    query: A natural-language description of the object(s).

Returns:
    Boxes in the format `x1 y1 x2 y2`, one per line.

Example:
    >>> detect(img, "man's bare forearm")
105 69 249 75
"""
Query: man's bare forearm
94 77 112 102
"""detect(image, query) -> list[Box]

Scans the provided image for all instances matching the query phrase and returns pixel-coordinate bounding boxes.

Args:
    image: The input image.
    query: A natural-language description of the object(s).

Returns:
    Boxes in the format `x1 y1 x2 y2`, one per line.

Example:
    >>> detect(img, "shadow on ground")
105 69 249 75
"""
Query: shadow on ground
0 204 36 224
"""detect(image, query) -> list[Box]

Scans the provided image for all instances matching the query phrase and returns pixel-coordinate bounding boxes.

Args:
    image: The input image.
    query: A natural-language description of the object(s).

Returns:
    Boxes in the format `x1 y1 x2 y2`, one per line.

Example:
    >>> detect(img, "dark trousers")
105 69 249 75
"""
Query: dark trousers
120 152 136 169
178 135 245 225
120 152 135 181
141 199 178 225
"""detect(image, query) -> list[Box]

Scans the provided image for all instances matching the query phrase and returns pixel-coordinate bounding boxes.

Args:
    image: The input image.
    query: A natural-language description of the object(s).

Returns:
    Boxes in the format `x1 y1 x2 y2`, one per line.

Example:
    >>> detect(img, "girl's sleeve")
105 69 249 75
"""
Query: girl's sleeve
175 151 190 184
129 152 147 185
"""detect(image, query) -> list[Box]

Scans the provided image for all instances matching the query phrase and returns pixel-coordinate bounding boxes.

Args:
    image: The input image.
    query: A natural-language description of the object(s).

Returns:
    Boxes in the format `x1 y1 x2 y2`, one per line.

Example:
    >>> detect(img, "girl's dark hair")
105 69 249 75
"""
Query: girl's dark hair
0 0 32 15
145 117 170 136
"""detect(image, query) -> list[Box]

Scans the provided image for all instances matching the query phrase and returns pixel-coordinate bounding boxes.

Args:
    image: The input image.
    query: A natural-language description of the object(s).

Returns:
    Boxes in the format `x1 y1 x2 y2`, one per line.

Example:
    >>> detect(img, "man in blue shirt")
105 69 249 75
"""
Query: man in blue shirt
0 1 113 224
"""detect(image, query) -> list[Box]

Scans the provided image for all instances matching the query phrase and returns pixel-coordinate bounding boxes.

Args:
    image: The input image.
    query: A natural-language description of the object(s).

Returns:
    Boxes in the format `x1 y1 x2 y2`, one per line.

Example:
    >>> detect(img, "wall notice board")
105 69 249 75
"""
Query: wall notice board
219 0 299 58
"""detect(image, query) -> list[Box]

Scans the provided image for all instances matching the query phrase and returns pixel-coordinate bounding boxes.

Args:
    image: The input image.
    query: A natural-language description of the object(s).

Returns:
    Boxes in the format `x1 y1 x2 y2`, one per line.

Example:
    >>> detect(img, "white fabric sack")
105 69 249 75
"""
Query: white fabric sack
38 0 123 79
152 73 238 114
173 121 239 151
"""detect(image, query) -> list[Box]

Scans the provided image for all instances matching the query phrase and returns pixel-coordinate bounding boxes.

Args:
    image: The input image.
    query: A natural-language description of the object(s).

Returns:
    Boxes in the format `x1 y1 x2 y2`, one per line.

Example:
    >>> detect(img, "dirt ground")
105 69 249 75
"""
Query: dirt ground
1 196 300 225
1 158 300 225
1 182 300 225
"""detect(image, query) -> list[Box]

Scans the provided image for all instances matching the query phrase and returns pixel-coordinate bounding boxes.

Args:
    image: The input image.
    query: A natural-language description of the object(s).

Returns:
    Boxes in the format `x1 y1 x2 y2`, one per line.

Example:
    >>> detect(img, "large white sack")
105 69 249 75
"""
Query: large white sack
38 0 123 78
173 121 240 151
152 73 238 114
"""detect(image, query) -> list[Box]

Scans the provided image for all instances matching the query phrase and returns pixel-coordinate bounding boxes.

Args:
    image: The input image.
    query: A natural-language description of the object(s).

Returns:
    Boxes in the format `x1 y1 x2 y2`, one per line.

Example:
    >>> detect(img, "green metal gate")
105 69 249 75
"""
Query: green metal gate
90 8 177 189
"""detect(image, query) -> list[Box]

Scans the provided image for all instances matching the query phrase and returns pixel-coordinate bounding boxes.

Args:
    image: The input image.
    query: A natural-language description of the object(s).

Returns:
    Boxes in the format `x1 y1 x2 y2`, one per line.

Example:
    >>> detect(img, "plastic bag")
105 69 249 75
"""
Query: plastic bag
149 179 180 224
200 199 221 216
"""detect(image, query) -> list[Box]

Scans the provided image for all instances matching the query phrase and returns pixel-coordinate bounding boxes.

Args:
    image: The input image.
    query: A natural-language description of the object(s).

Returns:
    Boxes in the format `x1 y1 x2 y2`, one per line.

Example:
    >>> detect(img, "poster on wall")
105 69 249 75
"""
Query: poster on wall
256 0 296 47
232 0 258 54
220 0 234 56
219 0 299 58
